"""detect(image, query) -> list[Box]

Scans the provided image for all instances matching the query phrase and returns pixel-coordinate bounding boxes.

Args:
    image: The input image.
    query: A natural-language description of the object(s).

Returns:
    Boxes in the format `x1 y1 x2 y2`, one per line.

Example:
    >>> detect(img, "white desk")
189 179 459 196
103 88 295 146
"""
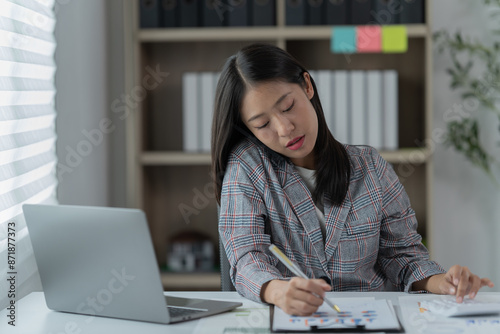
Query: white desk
1 291 499 333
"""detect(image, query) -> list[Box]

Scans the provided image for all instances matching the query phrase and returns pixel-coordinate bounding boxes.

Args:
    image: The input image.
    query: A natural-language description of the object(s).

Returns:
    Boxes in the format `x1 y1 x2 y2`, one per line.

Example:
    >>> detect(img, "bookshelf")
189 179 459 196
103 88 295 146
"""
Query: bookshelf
123 0 434 291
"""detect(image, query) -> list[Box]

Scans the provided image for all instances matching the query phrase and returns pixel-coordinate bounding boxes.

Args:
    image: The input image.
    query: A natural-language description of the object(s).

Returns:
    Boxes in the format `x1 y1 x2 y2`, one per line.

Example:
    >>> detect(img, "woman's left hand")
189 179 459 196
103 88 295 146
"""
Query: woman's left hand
420 265 494 303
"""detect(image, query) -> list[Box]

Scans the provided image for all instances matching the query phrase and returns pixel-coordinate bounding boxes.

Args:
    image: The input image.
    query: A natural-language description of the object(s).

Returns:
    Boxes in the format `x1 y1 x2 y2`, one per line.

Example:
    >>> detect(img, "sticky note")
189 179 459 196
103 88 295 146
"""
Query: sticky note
357 26 382 53
382 25 408 53
331 27 356 54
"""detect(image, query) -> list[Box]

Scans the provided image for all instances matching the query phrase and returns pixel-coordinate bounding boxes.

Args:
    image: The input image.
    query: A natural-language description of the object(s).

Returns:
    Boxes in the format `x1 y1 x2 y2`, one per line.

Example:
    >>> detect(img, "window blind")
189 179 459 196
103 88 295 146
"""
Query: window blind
0 0 57 310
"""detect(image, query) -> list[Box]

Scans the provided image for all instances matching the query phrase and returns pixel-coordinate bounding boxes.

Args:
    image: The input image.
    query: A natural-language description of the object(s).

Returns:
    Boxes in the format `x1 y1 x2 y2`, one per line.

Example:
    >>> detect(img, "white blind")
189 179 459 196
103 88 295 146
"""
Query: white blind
0 0 58 310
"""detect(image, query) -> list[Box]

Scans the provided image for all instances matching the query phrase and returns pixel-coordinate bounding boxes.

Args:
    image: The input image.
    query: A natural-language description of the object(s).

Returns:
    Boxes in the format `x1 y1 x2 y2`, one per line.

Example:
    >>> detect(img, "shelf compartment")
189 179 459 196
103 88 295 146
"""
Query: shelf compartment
143 165 219 267
140 148 430 166
141 40 277 151
138 25 428 42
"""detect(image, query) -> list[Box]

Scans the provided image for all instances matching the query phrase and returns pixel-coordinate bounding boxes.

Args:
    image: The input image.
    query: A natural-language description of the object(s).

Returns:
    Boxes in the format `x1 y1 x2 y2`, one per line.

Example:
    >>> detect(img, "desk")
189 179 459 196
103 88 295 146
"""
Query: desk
1 291 499 333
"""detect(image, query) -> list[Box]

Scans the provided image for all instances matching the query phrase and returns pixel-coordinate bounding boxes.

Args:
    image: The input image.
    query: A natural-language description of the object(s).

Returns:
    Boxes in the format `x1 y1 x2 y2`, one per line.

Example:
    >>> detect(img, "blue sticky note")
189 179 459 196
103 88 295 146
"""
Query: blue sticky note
331 27 356 54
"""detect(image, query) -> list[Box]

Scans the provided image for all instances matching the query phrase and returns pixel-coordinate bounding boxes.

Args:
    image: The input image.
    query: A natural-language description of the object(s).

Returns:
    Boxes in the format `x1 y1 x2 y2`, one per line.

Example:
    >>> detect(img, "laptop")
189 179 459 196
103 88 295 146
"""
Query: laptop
23 204 242 324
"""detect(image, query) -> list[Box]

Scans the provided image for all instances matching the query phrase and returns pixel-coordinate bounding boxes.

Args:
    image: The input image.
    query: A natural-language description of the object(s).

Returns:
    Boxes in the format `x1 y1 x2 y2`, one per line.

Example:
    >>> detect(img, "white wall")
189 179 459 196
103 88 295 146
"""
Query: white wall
432 1 500 290
55 0 110 206
106 0 128 208
55 0 127 207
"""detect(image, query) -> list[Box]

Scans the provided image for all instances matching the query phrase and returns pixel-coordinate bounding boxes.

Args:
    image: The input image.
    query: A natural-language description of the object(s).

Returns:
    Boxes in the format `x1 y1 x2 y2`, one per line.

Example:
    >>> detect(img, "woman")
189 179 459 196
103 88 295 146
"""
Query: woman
211 43 493 316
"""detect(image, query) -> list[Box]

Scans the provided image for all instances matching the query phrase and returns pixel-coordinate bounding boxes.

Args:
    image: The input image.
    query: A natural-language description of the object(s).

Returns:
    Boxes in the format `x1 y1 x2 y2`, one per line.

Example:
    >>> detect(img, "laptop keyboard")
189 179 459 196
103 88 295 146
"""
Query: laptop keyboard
167 306 206 318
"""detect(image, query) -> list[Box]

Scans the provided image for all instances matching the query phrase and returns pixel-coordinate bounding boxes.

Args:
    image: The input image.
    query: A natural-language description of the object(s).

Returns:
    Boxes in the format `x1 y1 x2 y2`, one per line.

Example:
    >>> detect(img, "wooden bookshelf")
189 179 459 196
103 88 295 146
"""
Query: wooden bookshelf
124 0 434 290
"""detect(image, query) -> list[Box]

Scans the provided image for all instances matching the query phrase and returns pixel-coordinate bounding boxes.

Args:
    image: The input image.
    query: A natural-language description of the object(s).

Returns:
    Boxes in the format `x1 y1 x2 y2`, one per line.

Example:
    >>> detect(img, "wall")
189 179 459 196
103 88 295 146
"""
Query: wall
55 0 111 206
106 0 128 208
432 0 500 290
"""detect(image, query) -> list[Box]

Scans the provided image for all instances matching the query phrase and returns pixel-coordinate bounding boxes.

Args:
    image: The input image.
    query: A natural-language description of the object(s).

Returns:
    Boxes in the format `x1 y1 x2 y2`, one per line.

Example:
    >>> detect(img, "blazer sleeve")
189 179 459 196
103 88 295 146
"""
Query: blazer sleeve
371 148 446 292
219 155 284 303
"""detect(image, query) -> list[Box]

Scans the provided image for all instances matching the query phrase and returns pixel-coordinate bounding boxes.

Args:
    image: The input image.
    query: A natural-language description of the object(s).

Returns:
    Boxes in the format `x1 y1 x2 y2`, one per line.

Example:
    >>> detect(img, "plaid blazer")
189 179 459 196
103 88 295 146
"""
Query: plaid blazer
219 138 445 303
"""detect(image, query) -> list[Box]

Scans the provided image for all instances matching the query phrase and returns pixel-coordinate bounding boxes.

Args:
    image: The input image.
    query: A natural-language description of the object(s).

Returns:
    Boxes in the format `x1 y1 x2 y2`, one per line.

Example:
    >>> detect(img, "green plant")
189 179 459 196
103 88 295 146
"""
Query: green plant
434 0 500 181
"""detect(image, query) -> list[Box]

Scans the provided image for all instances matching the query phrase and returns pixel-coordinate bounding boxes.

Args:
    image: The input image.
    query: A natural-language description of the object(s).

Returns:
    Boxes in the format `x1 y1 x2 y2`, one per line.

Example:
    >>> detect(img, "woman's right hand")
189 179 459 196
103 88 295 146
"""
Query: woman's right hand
261 278 331 316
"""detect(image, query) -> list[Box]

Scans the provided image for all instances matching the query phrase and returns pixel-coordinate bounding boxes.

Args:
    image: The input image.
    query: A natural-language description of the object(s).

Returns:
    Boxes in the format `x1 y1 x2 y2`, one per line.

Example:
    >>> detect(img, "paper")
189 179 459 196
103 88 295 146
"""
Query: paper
357 26 382 53
331 27 356 54
381 26 408 53
399 294 500 334
272 298 402 331
193 300 271 334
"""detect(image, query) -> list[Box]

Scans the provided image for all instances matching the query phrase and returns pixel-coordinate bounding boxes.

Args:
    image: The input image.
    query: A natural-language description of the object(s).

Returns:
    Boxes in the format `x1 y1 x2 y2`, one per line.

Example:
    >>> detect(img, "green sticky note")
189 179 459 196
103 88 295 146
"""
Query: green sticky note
382 25 407 53
331 26 356 54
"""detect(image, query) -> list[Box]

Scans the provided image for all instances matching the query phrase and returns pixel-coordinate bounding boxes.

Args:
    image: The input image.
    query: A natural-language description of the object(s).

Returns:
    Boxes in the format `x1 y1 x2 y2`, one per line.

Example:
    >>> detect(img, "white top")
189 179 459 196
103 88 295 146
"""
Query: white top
294 165 326 240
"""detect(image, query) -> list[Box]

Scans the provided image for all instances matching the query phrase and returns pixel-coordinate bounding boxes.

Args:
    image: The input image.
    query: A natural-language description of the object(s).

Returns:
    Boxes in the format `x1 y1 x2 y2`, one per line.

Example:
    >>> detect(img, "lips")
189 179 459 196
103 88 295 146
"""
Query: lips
286 135 305 150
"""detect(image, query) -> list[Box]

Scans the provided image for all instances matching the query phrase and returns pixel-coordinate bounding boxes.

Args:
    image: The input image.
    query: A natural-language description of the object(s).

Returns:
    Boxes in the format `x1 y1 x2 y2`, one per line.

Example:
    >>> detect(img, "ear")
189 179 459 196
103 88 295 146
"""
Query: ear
302 72 315 100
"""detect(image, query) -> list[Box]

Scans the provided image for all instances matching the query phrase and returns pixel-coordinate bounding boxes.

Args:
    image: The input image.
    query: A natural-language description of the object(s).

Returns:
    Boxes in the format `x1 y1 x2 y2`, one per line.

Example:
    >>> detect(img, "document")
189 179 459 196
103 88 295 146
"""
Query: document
399 294 500 334
271 298 402 332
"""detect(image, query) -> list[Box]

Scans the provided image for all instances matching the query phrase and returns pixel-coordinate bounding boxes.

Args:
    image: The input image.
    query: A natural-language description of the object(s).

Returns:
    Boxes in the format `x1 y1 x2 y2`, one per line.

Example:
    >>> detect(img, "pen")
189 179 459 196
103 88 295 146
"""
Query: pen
268 244 340 313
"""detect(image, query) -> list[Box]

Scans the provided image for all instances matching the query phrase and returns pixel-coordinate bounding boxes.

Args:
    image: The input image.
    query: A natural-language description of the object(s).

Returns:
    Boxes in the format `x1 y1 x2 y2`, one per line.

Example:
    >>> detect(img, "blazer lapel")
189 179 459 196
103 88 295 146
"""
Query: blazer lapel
323 192 352 262
280 163 328 273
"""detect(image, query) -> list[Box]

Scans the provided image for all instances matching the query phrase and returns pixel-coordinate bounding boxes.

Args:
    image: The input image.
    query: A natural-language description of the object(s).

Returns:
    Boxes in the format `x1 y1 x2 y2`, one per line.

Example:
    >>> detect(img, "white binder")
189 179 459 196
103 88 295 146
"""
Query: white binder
182 72 198 152
316 70 333 132
200 72 214 153
349 70 366 145
333 70 349 144
383 70 398 151
367 70 383 150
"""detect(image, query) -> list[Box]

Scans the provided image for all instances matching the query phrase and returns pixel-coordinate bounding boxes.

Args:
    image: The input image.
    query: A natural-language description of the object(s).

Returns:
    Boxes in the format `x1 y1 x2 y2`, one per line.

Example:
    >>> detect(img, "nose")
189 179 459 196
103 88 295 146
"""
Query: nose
275 114 294 137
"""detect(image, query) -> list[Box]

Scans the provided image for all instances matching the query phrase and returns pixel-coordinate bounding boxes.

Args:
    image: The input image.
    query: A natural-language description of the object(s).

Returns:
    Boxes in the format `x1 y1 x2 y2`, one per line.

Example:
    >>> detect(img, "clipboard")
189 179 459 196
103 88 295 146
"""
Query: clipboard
269 304 405 333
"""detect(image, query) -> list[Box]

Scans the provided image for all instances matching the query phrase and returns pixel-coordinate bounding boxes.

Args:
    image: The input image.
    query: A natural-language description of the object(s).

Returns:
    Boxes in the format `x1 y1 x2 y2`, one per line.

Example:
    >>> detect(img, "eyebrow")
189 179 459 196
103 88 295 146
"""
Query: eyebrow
246 92 291 123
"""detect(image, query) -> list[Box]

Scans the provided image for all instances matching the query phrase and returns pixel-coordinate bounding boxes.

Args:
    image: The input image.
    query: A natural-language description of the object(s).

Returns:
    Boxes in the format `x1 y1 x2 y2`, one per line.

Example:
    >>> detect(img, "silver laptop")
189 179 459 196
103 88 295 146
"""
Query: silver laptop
23 204 242 324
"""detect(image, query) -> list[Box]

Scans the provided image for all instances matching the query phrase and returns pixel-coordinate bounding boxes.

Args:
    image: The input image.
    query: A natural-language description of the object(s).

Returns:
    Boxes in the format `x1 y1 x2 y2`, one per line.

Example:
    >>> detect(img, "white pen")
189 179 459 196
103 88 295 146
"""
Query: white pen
269 244 340 312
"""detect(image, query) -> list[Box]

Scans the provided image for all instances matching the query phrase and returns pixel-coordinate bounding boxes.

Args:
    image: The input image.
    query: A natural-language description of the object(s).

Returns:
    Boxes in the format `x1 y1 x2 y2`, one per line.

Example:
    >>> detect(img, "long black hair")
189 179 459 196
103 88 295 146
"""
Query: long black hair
212 43 350 206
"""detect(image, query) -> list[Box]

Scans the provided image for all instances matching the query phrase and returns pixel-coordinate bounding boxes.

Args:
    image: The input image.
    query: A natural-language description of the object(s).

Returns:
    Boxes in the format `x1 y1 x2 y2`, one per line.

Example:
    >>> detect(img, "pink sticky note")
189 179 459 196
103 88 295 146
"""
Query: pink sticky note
357 26 382 53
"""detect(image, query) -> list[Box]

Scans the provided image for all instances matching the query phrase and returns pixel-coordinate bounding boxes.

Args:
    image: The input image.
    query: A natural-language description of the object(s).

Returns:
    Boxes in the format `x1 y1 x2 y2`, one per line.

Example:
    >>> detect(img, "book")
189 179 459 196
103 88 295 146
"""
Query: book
180 0 199 27
252 0 275 26
307 0 324 25
202 0 224 26
160 0 178 27
286 0 306 26
351 0 372 25
326 0 348 25
400 0 424 24
372 0 400 25
139 0 160 28
227 0 249 26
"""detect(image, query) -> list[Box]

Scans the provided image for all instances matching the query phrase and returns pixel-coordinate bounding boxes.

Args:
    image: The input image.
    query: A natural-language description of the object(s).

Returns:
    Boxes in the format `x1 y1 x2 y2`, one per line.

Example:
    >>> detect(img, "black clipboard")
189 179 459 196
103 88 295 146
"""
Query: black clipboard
269 305 405 333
